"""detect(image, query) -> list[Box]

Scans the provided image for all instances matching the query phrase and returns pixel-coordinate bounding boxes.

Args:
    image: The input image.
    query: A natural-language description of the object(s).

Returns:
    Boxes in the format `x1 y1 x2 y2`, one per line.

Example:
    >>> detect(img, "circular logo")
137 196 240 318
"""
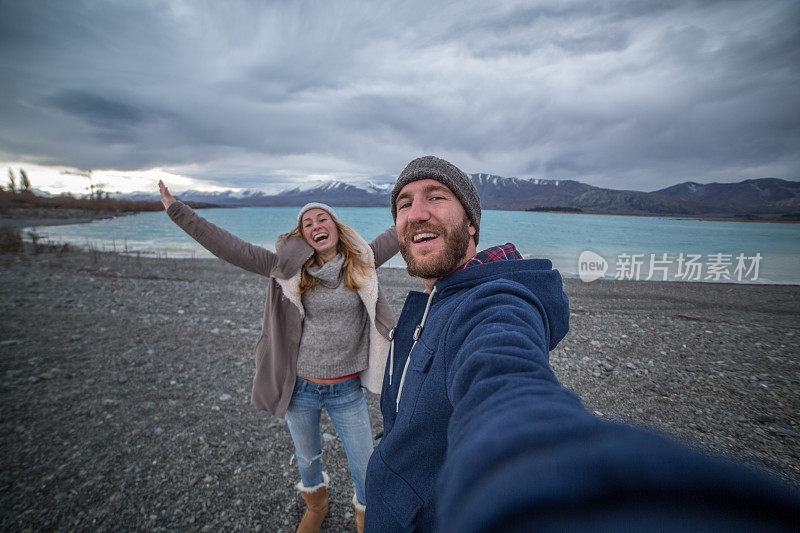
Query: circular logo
578 250 608 282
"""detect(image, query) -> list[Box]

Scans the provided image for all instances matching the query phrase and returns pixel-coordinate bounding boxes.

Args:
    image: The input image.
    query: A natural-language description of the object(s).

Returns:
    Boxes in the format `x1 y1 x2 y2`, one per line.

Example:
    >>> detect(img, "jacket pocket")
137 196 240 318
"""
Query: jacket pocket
373 450 424 529
400 341 434 423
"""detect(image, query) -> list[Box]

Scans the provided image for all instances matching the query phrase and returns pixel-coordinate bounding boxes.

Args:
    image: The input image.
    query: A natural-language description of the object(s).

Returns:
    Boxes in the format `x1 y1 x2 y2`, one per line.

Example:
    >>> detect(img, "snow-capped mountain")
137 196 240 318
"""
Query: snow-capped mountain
249 180 389 207
470 173 596 210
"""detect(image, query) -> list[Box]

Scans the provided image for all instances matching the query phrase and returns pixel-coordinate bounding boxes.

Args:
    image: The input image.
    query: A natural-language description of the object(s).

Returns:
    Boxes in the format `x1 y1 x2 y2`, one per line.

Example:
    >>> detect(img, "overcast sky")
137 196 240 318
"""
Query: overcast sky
1 0 798 194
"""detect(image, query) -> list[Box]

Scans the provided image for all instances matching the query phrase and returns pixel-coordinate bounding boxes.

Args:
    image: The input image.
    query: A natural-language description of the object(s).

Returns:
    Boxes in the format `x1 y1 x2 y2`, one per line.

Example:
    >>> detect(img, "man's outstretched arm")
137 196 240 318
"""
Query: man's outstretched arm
439 282 800 532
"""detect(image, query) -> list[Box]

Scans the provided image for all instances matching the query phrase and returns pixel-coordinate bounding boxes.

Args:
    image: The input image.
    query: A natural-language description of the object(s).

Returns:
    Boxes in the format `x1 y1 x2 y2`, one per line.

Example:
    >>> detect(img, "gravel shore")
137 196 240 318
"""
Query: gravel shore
1 244 798 531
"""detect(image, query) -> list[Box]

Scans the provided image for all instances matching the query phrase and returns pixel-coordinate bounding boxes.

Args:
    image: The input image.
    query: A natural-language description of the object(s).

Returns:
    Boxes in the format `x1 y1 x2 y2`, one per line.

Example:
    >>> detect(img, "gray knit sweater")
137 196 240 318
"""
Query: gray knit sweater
296 254 370 378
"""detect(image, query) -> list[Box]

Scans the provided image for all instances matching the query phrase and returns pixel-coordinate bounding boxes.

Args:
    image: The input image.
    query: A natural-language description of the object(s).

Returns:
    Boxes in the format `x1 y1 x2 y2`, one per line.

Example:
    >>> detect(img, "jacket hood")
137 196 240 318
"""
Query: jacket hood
273 233 315 278
435 258 569 351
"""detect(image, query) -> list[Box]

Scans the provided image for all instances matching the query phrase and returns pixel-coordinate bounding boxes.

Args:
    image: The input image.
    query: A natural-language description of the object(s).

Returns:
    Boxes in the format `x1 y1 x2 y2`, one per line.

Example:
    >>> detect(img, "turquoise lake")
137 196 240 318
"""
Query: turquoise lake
28 207 800 284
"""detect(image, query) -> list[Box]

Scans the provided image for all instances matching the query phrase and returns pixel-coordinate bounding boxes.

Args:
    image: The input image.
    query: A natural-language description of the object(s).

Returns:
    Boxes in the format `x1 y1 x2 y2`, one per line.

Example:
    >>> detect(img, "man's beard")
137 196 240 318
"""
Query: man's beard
399 217 471 280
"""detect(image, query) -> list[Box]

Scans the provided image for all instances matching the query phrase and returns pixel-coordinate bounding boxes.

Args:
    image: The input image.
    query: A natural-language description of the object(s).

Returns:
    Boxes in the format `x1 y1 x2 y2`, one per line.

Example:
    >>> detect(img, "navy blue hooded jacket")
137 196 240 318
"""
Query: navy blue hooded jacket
364 257 800 532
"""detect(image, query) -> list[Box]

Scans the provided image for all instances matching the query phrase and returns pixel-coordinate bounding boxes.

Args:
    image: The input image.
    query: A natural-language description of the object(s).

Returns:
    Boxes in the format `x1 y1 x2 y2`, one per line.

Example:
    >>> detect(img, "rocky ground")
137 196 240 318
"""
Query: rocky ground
1 244 798 531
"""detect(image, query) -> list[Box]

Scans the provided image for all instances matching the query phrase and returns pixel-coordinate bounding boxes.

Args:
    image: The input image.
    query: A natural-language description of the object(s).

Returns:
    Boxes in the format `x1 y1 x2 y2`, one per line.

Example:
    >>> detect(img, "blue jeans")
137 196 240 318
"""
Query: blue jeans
284 376 374 505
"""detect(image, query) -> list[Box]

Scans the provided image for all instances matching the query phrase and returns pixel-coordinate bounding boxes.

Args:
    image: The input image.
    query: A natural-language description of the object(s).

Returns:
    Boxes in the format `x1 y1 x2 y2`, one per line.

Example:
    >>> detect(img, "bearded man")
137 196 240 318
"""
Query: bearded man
364 156 800 532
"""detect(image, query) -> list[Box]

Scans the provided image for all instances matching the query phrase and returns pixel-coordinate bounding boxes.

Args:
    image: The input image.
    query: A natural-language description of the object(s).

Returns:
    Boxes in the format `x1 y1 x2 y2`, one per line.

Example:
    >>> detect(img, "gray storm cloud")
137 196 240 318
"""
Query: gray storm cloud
0 0 797 191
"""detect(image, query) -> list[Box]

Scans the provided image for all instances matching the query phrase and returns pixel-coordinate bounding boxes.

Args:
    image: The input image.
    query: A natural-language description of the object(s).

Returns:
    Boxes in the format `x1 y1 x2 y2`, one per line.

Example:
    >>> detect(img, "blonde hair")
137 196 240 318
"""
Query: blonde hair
283 217 371 295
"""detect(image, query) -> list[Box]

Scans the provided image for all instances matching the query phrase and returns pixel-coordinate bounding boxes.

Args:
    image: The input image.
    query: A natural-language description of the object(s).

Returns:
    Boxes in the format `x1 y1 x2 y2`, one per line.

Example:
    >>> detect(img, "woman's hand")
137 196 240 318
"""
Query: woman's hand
158 180 176 209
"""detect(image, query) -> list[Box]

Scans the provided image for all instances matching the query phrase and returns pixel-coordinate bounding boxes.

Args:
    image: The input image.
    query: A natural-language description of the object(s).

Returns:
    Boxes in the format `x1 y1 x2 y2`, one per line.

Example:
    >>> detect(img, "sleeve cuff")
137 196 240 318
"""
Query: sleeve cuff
166 200 184 217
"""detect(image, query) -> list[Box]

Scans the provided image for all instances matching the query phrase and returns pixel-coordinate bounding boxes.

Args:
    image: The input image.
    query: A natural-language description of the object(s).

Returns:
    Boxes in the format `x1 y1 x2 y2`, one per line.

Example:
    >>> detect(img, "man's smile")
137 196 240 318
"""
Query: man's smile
411 231 441 248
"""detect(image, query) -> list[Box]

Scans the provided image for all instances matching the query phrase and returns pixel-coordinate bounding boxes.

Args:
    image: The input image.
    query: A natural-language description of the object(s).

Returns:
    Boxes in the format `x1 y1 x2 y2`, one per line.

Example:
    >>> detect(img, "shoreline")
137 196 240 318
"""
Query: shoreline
529 210 800 223
1 246 798 530
0 207 136 230
3 204 799 230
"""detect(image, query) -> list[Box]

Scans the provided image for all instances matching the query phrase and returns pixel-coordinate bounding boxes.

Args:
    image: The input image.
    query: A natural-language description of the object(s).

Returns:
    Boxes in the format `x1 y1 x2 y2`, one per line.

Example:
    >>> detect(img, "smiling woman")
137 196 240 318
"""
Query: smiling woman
157 181 399 532
285 205 374 299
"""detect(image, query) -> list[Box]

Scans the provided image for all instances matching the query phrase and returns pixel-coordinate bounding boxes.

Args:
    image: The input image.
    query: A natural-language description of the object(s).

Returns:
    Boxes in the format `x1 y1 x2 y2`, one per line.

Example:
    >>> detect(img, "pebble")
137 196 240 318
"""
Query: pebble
219 393 232 401
771 428 800 438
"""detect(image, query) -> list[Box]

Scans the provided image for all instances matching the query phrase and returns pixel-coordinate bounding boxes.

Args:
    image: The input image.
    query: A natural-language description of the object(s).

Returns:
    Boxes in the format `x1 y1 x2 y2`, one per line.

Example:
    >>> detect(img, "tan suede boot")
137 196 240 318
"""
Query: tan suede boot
296 472 329 533
353 493 366 533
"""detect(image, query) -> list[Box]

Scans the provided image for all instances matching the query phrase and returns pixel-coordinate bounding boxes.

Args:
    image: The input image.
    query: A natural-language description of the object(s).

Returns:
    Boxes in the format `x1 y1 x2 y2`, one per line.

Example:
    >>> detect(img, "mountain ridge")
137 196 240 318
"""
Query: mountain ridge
114 176 800 219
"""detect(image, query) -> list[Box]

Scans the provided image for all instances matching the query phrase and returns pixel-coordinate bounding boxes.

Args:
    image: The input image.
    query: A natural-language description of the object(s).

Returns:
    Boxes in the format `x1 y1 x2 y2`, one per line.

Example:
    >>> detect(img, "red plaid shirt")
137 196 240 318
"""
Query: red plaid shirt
456 243 523 271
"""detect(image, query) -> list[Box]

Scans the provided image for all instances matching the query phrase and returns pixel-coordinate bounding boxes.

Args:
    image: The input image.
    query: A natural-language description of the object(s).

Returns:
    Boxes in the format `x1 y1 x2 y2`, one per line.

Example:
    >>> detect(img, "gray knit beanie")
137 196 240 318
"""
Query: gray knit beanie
391 155 481 244
297 202 339 225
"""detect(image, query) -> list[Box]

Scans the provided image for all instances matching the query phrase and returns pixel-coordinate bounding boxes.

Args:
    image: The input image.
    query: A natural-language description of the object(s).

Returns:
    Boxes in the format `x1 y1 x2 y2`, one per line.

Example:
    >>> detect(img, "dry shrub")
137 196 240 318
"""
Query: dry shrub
0 228 23 254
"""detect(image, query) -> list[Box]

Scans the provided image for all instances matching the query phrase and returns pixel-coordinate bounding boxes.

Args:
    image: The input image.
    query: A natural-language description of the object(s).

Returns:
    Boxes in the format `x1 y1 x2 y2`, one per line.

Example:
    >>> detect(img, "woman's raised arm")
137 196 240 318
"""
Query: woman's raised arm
159 181 277 276
369 225 399 268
